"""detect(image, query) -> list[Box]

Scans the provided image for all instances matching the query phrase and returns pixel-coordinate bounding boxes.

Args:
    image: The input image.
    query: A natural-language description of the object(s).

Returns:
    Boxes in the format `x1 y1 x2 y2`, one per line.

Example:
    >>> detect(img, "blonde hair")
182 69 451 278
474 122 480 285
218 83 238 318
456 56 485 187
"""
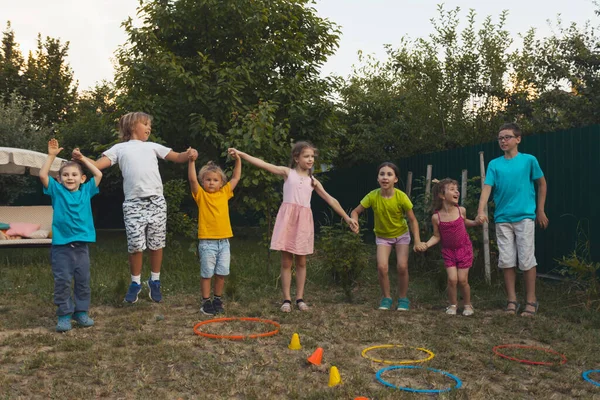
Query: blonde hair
199 161 227 187
289 141 318 187
431 178 459 212
118 112 152 141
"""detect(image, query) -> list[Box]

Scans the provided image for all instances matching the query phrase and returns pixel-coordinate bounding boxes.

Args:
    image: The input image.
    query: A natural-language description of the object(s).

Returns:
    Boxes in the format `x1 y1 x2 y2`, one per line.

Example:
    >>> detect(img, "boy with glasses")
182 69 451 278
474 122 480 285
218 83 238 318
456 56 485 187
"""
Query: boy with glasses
476 123 548 316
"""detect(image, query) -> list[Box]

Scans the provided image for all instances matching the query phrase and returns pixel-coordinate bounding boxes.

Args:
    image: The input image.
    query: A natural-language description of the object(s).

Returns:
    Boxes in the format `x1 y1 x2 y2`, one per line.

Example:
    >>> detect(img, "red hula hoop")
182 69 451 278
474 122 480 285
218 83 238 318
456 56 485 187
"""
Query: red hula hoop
193 317 280 340
492 344 567 366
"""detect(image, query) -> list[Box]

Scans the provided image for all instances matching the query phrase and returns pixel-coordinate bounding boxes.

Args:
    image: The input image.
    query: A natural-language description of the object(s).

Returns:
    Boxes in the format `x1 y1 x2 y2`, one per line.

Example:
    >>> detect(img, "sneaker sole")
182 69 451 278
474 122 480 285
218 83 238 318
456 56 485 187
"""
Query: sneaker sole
200 309 216 316
148 281 162 303
124 291 140 304
378 307 391 310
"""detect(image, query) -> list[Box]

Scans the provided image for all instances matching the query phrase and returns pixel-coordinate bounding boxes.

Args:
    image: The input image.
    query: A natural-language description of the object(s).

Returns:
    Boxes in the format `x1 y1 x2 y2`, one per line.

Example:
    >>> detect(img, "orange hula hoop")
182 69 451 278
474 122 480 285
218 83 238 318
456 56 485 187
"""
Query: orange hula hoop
193 317 281 340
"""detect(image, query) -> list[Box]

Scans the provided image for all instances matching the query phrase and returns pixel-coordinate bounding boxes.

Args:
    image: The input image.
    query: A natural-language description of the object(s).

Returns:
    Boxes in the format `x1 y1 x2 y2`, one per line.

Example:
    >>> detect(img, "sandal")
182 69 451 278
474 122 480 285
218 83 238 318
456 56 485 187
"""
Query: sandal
280 300 292 313
521 301 539 317
296 299 309 311
504 300 520 315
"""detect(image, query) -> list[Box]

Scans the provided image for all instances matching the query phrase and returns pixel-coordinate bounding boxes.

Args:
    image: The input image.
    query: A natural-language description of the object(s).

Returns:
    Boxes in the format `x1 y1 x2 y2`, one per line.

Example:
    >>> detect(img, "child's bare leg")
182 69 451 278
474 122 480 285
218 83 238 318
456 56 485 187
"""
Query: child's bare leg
214 275 225 297
457 268 471 305
523 267 537 312
503 267 518 309
149 248 163 273
294 255 307 300
446 267 458 305
201 278 212 299
280 251 294 301
376 245 393 298
395 244 409 299
128 252 143 276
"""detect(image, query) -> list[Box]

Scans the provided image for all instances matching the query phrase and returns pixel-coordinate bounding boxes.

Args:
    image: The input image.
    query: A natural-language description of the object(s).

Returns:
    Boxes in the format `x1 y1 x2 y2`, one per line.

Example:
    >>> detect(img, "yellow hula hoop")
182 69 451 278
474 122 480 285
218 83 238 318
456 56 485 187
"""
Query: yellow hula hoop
361 344 435 365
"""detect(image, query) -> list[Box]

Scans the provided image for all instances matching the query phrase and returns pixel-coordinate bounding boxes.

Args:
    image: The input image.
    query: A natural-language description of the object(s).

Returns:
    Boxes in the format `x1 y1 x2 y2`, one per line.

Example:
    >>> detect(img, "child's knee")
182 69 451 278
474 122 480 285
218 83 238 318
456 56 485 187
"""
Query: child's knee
377 264 389 274
447 277 458 287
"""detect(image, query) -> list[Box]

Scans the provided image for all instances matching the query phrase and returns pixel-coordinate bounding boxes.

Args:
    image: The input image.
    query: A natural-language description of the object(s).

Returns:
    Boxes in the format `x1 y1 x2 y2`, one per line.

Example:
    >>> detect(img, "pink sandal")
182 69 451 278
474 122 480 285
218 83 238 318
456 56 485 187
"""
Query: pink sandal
296 300 309 311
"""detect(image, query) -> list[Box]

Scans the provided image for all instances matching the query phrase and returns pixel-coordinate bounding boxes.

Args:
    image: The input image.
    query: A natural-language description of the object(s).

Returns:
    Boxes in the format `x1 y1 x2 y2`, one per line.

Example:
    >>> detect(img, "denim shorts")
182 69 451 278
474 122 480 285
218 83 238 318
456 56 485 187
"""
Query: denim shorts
199 239 230 278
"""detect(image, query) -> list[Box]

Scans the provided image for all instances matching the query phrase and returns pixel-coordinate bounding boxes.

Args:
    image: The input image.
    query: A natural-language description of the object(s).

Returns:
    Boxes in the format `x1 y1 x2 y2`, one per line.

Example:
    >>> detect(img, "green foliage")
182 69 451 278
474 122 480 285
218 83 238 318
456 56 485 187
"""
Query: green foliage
114 0 341 162
556 221 600 310
0 22 24 105
317 216 370 302
163 179 197 245
0 94 52 205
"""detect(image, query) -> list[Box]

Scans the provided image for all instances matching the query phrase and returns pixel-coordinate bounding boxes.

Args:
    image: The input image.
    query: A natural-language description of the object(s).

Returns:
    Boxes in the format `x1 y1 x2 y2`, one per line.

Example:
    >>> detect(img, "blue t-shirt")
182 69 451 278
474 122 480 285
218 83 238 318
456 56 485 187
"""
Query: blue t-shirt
484 153 543 223
43 178 99 245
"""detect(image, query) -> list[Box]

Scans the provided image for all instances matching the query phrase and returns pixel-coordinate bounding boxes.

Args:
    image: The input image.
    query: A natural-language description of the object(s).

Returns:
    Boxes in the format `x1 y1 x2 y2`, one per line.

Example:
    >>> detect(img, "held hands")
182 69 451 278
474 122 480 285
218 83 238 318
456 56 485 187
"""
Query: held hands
228 148 240 160
536 210 549 229
48 139 63 156
413 242 428 252
186 147 198 161
72 148 83 161
345 217 359 234
475 213 488 225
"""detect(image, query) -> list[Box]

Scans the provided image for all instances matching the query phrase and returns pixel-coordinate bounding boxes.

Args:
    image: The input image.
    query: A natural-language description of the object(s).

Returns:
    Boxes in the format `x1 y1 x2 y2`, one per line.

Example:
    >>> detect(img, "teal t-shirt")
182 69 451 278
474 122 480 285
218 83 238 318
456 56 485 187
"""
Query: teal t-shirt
43 177 99 245
360 188 413 238
484 153 543 223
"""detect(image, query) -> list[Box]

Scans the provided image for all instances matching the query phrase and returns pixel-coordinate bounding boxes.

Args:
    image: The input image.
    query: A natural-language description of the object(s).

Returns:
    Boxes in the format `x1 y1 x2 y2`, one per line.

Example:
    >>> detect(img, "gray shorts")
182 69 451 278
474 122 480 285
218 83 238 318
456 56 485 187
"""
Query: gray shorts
495 219 537 271
123 196 167 253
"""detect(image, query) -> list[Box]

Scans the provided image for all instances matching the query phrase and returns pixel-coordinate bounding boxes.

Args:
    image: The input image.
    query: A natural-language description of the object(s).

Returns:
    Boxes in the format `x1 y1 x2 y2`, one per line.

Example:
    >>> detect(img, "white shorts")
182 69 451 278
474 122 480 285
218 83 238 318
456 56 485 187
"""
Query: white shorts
495 219 536 271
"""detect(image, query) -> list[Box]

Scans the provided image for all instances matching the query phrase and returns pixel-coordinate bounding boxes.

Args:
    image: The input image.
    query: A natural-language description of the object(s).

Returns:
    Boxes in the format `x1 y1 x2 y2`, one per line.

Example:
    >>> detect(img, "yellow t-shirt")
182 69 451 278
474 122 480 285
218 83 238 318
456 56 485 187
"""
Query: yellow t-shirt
192 182 234 239
360 188 413 238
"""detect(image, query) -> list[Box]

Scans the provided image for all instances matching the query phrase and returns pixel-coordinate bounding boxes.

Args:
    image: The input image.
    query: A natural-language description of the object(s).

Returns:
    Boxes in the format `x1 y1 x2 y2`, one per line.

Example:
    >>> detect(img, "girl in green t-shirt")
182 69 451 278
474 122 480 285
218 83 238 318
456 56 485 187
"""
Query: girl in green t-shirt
351 162 425 311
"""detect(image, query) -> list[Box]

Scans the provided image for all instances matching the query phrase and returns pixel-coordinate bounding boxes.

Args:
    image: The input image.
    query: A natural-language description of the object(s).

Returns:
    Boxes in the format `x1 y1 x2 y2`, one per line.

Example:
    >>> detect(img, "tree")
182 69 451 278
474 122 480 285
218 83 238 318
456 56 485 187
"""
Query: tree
114 0 341 164
0 22 24 104
22 34 78 125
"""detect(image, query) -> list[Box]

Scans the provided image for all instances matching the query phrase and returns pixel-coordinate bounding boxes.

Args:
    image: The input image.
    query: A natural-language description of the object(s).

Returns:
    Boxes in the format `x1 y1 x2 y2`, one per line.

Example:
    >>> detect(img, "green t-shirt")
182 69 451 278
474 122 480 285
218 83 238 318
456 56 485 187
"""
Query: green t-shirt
360 188 413 238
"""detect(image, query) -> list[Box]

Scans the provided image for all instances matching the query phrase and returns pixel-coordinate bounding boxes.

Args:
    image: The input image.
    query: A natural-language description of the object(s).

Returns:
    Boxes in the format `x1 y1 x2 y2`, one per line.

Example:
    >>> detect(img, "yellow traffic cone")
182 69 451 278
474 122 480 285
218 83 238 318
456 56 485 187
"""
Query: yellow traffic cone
328 366 342 387
288 333 302 350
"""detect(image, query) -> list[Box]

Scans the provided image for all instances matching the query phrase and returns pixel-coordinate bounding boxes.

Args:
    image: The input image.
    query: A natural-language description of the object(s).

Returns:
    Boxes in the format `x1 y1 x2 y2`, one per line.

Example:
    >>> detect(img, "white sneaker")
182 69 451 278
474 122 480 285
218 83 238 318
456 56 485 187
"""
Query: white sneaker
462 305 475 316
445 305 457 315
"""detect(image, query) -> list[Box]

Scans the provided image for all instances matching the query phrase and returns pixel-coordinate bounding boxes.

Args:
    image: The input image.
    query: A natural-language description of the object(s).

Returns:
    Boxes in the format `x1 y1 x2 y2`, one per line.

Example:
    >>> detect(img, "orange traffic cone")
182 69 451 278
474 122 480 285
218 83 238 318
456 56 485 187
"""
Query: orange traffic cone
328 366 342 387
307 347 324 365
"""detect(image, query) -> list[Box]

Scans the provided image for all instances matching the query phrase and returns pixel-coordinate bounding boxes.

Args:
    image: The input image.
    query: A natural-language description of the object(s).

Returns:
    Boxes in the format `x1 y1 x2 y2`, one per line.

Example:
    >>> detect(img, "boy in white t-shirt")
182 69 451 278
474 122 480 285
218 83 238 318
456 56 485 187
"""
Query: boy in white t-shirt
79 112 198 303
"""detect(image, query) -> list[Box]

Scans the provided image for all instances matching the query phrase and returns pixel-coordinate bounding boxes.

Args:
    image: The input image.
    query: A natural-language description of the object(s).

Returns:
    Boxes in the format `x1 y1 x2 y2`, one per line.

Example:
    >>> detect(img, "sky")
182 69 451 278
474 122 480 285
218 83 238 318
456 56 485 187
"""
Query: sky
1 0 598 91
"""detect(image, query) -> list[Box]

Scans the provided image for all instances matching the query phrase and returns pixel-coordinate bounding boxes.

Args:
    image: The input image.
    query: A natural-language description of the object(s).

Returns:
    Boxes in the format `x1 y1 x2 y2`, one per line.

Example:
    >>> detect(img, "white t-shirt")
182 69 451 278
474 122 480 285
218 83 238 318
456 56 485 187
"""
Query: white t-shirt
103 140 172 200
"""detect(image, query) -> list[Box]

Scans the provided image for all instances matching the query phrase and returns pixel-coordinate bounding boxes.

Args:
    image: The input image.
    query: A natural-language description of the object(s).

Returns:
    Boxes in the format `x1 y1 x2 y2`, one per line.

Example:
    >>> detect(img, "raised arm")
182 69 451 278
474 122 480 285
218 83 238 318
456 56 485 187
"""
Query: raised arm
229 151 242 191
165 147 198 163
476 184 493 224
40 139 63 188
187 153 200 196
228 148 288 178
314 179 359 233
72 148 102 187
421 214 441 251
406 209 424 251
535 176 548 228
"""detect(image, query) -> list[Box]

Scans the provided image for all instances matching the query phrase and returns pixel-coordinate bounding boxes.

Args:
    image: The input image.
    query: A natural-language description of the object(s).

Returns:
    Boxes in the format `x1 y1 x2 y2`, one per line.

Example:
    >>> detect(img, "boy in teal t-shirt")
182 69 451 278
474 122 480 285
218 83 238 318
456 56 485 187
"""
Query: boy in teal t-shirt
40 139 102 332
477 123 548 317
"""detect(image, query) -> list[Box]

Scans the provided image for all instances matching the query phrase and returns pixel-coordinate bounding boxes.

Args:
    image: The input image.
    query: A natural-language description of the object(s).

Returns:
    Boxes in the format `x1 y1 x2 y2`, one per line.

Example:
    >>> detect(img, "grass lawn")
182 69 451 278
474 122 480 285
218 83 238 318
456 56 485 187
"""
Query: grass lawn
1 231 600 399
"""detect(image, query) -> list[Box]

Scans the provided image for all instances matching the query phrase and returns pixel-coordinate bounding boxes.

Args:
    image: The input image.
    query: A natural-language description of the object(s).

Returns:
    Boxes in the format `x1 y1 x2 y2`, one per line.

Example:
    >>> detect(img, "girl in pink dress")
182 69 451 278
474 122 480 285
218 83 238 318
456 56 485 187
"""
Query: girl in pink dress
229 142 359 312
419 178 482 316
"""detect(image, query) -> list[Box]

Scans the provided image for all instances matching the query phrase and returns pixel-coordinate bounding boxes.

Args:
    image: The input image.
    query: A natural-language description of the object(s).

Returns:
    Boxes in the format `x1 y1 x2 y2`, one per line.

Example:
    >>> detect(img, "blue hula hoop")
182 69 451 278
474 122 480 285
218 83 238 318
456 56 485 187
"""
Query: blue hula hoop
582 370 600 387
376 365 462 394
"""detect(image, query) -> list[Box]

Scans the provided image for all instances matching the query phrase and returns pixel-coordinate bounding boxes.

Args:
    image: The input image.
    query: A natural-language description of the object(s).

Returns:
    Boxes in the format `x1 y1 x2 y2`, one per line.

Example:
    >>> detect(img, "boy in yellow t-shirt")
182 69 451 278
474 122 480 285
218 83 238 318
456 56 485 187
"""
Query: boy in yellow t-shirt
351 162 424 311
188 153 241 315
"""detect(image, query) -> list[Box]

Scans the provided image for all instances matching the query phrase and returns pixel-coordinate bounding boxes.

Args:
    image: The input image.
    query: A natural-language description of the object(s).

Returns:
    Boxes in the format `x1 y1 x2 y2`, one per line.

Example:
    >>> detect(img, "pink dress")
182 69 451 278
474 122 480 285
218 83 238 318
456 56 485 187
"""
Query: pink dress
270 169 314 255
436 205 473 268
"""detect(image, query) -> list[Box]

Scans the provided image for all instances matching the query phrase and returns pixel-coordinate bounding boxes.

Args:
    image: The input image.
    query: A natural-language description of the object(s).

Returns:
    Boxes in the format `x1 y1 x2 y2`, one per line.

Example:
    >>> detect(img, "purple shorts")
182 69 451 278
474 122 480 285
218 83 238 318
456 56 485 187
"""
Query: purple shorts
376 231 411 246
441 245 473 269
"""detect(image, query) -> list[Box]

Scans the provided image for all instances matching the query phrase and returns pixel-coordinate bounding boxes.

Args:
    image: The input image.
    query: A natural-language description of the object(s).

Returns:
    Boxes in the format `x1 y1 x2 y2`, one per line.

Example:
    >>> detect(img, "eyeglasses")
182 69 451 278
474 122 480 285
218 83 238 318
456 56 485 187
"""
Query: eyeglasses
498 135 516 142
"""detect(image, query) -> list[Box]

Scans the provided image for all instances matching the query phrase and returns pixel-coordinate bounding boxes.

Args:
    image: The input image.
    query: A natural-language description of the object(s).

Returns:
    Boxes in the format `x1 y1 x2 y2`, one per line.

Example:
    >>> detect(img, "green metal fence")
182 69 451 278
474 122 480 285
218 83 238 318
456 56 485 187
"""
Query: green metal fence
313 125 599 275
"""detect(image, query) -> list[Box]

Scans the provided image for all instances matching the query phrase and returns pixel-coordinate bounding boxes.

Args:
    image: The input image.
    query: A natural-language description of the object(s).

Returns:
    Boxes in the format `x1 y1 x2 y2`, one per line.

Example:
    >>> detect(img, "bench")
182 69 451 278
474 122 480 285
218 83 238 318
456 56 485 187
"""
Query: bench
0 205 53 248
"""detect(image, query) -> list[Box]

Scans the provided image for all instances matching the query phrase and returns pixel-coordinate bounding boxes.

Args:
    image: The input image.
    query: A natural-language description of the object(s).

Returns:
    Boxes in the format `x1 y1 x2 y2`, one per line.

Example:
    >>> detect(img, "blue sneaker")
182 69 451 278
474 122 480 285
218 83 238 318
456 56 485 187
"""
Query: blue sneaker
72 312 94 327
148 279 162 303
56 315 72 332
378 297 393 310
124 282 142 303
397 297 410 311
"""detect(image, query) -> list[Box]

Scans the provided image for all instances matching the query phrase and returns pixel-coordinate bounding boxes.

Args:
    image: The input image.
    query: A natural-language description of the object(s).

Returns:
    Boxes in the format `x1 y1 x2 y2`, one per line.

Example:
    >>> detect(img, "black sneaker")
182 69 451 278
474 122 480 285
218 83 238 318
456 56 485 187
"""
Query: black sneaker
200 300 216 315
213 297 224 314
